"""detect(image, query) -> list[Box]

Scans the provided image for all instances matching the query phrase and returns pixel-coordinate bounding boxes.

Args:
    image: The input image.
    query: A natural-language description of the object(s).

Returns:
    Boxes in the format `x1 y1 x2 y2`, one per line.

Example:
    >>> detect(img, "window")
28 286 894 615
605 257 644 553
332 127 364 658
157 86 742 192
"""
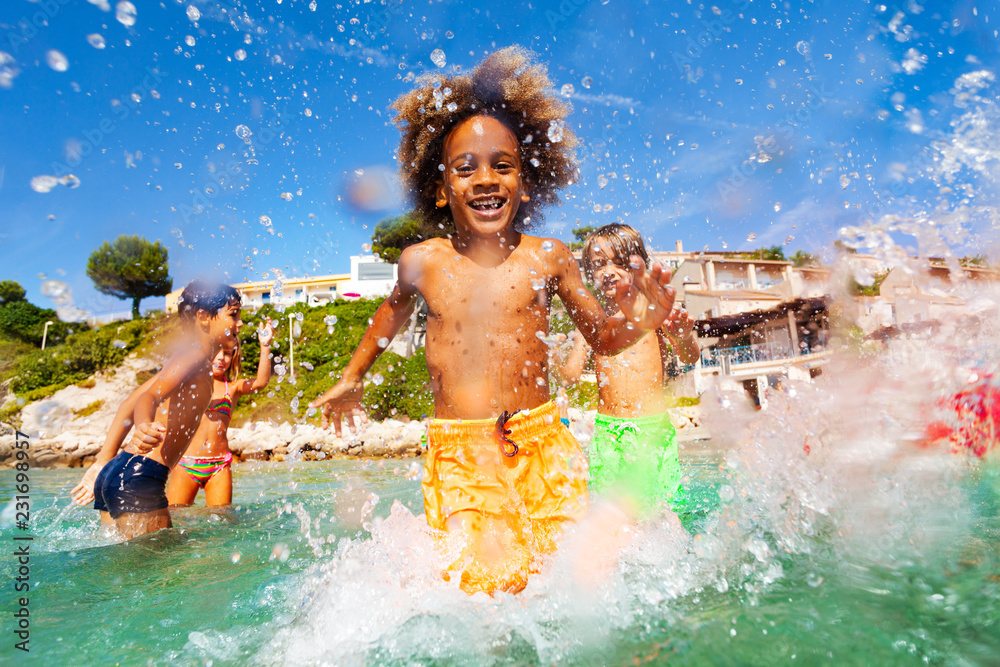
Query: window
262 292 270 303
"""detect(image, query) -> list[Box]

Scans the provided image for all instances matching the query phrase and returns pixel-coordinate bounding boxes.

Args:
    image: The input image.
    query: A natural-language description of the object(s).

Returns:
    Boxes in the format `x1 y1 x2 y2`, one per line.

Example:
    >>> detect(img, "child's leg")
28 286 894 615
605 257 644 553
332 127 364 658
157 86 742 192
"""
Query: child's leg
202 466 233 507
444 509 531 595
166 468 201 506
113 508 172 540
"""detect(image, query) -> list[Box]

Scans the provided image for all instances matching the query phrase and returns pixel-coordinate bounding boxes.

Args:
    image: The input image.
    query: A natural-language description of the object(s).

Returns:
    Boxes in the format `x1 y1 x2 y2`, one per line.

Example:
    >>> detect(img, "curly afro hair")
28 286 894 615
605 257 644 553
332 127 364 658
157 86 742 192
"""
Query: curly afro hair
392 46 578 232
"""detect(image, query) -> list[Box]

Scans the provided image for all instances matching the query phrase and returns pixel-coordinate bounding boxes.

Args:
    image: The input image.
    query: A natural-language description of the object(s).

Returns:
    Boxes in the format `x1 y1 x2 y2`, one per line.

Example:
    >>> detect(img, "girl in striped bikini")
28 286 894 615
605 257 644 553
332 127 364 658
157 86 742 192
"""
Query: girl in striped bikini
165 319 274 507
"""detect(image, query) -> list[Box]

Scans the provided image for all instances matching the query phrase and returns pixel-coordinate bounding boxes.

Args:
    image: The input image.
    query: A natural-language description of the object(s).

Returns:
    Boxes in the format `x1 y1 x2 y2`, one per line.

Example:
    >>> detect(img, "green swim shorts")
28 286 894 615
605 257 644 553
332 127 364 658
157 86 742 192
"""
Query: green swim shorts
590 412 683 512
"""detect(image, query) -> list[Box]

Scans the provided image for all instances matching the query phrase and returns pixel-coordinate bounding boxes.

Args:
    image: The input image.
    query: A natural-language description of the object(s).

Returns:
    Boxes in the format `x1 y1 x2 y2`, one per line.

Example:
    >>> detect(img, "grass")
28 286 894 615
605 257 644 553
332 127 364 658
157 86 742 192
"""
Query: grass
73 400 104 420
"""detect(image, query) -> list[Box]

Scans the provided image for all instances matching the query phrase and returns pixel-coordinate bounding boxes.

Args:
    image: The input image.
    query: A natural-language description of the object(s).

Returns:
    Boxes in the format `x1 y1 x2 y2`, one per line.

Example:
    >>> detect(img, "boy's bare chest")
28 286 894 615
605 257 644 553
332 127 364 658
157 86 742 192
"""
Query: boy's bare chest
596 333 661 373
420 261 551 318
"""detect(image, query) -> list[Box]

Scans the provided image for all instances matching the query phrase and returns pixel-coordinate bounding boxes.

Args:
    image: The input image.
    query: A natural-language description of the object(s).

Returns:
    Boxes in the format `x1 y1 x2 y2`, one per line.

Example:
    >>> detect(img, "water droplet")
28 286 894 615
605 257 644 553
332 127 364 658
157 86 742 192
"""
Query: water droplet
280 192 293 201
746 233 757 243
581 75 593 89
270 543 290 563
235 49 247 61
795 40 810 57
597 174 609 189
430 49 446 68
560 83 575 97
773 202 782 212
446 102 457 112
115 1 137 28
235 124 252 142
718 484 735 502
46 50 68 72
259 215 272 228
30 175 59 193
377 337 389 349
87 34 106 49
541 240 554 252
184 35 195 47
231 553 241 564
111 339 127 349
372 373 384 386
186 5 201 21
304 108 312 117
547 120 564 143
840 174 851 189
445 31 454 39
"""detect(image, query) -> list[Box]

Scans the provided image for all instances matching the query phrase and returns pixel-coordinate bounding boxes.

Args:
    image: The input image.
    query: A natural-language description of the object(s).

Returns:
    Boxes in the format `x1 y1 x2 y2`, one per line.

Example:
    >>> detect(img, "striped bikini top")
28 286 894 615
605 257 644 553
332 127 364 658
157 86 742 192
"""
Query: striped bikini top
205 380 233 419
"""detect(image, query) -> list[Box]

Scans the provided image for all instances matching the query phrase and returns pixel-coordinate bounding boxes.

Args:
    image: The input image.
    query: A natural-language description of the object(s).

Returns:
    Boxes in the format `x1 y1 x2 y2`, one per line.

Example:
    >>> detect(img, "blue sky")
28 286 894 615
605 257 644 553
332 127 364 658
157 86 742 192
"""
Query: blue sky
0 0 998 319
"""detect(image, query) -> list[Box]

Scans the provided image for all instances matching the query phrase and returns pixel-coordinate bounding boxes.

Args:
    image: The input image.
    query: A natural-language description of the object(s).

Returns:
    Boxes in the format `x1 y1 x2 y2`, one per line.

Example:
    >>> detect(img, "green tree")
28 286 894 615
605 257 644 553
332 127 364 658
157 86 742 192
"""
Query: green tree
569 225 598 251
86 235 172 319
371 211 452 263
0 300 64 346
848 270 889 297
791 250 818 267
0 280 26 305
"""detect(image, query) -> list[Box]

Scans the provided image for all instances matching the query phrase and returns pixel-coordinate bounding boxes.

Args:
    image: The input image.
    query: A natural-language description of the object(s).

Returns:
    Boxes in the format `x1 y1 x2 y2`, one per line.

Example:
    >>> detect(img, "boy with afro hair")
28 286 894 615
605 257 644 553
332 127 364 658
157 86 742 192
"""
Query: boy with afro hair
312 46 678 595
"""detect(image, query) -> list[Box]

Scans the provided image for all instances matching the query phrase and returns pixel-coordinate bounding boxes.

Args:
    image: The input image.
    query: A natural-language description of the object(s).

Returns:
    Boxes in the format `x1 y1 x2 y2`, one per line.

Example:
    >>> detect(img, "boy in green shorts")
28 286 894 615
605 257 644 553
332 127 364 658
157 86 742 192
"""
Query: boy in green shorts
560 223 700 515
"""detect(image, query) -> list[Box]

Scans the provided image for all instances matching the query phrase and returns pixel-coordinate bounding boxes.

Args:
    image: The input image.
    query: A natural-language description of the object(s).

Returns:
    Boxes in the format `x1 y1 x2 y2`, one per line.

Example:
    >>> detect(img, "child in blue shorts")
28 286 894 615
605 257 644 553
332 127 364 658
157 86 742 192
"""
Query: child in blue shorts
71 280 242 539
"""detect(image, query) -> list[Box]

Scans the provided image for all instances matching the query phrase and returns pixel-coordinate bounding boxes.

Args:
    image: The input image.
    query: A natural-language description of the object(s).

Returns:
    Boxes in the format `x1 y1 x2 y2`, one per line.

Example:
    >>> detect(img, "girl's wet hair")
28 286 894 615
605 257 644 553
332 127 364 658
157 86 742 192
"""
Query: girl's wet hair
226 340 242 383
177 280 241 322
581 223 650 281
392 45 578 232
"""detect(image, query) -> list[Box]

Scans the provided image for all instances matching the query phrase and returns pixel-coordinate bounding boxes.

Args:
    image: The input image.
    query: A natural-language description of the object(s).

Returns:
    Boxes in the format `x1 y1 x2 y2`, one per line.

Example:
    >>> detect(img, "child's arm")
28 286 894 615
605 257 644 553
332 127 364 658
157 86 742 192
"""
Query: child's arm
132 350 209 432
553 242 676 355
309 247 420 436
556 330 591 386
237 319 274 396
70 376 165 505
662 305 700 365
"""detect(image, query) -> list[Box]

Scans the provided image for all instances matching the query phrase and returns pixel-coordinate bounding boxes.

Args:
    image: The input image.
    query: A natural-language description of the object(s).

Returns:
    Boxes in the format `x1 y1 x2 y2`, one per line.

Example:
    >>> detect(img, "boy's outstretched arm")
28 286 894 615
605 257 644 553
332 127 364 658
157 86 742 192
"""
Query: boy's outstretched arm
553 242 676 355
309 247 420 437
70 375 165 505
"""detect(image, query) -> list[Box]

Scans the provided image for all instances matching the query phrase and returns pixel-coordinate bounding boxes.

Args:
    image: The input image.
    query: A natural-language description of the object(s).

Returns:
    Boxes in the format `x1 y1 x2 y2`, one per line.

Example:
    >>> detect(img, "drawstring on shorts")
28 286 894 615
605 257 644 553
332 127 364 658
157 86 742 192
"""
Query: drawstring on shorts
495 410 521 457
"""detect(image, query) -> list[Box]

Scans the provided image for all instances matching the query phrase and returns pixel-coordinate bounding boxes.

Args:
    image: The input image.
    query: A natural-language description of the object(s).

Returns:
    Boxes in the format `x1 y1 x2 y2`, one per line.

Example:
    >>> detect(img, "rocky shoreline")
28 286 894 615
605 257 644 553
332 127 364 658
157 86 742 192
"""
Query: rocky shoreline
0 357 706 469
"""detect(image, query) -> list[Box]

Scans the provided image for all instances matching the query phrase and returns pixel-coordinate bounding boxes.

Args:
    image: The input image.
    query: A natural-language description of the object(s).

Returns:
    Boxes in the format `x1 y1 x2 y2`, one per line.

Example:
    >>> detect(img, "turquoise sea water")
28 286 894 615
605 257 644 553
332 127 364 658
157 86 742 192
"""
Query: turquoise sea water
1 446 998 666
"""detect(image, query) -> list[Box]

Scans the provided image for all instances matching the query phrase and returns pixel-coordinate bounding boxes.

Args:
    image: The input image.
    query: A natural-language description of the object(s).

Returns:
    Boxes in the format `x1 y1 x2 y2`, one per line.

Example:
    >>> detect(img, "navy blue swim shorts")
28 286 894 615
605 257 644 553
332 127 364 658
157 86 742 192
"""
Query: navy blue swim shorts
93 452 170 519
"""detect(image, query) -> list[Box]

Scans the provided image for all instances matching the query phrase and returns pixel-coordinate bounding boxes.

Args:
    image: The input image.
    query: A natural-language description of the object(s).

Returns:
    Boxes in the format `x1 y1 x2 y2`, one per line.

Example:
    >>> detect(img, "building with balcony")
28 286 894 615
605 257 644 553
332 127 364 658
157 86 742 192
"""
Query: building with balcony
165 255 398 313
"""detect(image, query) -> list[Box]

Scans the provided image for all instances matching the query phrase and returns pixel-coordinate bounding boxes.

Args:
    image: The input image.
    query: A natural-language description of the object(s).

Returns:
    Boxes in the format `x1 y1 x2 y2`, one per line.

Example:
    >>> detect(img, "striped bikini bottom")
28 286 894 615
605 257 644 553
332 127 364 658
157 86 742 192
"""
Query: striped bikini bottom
177 453 233 487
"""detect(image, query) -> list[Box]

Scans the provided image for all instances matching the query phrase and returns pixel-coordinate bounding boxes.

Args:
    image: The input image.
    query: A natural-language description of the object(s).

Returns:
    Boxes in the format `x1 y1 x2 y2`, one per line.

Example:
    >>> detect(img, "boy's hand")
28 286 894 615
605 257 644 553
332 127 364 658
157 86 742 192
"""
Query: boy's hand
258 318 274 347
70 462 103 505
309 379 368 438
616 255 676 330
123 422 166 455
664 303 695 341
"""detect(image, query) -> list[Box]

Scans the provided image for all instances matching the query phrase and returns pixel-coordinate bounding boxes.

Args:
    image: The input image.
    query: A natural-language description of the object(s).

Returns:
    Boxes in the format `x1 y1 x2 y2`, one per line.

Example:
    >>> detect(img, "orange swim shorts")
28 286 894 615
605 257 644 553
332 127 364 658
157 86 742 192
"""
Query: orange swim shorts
422 401 589 595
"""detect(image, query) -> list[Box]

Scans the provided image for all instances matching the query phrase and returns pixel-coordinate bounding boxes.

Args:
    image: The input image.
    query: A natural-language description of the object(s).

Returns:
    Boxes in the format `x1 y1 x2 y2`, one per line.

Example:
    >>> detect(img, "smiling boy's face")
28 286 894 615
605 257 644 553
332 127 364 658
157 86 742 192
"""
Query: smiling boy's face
436 115 530 239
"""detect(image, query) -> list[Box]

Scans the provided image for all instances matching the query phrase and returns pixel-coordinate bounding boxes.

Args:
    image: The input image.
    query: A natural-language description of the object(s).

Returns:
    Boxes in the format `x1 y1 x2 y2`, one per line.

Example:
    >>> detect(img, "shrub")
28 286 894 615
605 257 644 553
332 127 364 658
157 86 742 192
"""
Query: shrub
74 400 104 419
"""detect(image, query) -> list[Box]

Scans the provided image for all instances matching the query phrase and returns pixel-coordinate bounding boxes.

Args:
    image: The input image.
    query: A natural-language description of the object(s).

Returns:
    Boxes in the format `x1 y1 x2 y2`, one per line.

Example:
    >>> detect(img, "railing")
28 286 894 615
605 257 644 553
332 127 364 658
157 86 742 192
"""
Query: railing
699 339 828 368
